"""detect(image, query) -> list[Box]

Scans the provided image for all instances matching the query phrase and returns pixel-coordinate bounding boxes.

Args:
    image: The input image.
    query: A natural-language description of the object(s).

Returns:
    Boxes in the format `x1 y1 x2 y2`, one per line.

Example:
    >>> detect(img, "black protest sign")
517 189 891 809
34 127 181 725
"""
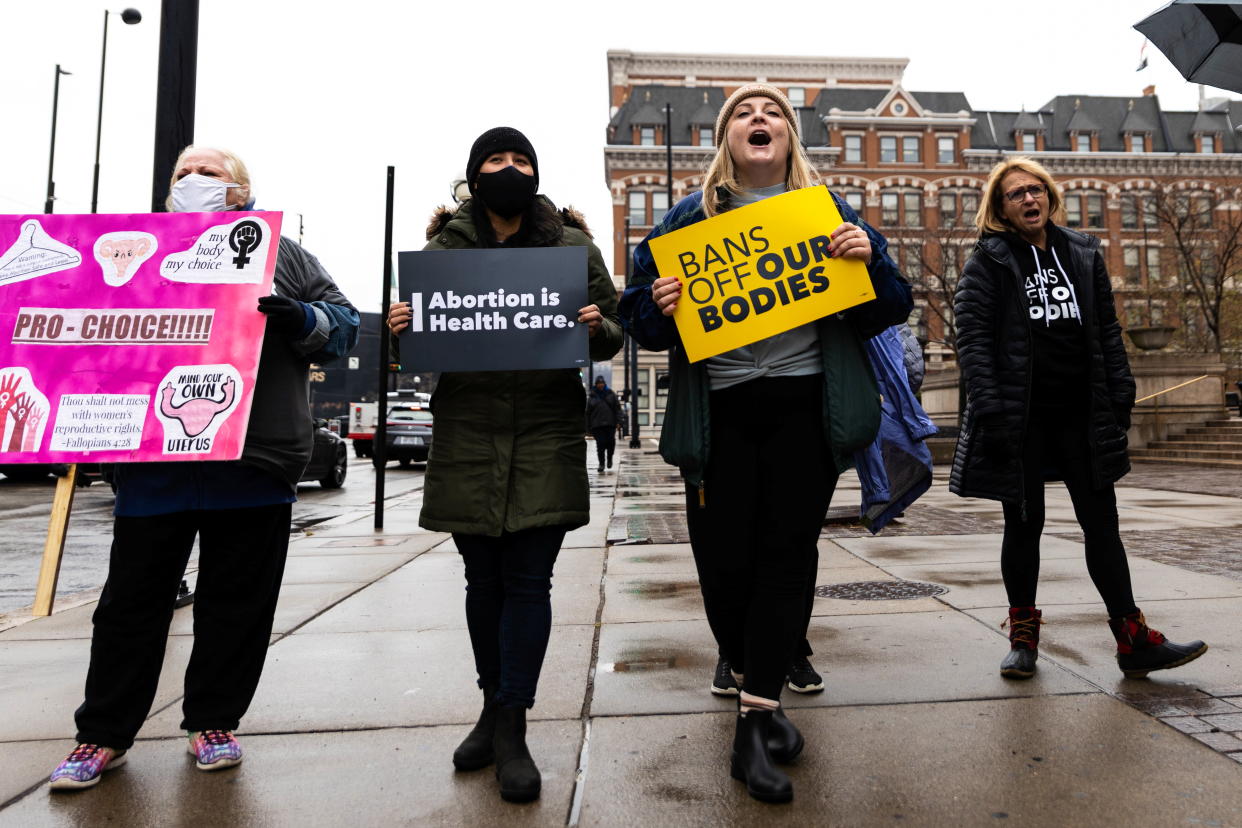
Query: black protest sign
397 246 588 372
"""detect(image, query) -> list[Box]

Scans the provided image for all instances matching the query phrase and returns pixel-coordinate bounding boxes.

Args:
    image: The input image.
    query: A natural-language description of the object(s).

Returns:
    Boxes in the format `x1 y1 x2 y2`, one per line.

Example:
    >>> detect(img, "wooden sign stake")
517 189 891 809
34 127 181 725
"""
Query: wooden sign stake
33 464 78 616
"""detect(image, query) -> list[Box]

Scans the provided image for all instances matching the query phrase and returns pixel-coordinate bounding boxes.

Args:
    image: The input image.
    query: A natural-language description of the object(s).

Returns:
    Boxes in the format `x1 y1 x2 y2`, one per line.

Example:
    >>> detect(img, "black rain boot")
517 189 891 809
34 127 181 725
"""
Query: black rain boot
730 710 793 804
1109 610 1207 679
452 685 499 771
765 705 804 764
493 705 541 802
1000 607 1041 680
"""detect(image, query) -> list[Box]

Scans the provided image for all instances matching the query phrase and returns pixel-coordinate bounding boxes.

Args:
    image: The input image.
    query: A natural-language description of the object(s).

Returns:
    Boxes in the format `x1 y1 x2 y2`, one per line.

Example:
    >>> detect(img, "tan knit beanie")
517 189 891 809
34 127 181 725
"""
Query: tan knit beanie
714 83 800 147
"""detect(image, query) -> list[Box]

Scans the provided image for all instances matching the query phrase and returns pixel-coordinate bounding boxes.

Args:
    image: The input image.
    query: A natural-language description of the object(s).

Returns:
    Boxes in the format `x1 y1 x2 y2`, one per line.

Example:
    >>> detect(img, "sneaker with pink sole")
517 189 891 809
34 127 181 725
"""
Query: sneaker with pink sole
187 730 243 771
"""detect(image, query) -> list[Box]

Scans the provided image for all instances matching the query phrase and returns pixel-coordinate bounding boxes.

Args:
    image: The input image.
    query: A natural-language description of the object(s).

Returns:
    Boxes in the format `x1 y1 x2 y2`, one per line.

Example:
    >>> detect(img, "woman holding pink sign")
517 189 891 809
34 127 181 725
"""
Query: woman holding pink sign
619 85 911 803
49 146 359 791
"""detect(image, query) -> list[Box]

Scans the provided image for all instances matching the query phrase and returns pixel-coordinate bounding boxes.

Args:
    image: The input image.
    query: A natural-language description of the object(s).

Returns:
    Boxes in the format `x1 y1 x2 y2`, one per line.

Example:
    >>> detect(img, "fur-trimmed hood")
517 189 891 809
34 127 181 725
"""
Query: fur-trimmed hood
425 197 592 241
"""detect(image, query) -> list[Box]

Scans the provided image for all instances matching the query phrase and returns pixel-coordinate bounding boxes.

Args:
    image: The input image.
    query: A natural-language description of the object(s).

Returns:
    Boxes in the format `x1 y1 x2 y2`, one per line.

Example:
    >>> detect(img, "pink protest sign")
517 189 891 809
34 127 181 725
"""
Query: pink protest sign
0 211 283 463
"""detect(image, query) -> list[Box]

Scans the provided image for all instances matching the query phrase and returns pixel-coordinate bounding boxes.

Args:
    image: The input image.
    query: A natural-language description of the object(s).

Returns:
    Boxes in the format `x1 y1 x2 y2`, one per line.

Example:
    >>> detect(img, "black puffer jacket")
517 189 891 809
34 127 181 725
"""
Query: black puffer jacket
949 225 1135 503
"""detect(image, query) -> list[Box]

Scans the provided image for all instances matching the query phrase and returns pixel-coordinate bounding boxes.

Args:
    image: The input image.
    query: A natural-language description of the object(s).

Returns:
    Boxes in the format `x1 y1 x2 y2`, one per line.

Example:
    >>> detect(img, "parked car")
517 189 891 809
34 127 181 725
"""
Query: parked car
300 418 348 488
0 463 69 482
377 404 433 467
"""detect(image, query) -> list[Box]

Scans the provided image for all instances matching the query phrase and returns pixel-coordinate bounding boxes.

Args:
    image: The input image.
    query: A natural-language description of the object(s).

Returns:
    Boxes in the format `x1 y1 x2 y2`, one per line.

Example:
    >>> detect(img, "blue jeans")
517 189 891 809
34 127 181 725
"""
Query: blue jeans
455 525 566 708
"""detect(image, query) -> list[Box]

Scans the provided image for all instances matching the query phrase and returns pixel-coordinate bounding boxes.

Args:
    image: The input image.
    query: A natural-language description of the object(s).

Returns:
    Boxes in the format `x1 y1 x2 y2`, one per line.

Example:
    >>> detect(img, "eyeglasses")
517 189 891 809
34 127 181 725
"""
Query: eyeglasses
1004 184 1047 203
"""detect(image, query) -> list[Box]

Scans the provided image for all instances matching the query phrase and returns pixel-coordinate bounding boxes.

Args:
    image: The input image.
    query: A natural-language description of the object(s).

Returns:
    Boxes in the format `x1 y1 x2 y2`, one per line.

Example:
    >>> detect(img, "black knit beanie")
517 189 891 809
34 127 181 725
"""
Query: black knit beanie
466 127 539 195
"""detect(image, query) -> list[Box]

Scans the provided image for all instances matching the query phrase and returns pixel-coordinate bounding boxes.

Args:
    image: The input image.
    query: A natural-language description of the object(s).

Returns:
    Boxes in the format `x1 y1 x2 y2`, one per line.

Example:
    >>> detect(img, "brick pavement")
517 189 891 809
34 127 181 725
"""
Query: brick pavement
1124 462 1242 500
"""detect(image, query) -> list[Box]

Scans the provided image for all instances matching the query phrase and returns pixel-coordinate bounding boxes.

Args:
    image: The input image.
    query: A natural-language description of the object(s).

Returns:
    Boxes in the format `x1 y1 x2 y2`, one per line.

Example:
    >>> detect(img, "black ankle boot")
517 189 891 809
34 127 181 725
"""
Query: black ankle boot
452 685 498 771
764 706 803 764
730 711 793 804
1109 611 1208 679
493 705 540 802
1000 607 1041 680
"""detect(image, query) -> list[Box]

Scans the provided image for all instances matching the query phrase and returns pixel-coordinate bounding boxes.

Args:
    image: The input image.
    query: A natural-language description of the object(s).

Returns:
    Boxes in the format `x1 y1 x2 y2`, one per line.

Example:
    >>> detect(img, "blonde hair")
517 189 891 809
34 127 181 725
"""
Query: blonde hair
700 98 819 217
975 156 1064 234
164 145 252 210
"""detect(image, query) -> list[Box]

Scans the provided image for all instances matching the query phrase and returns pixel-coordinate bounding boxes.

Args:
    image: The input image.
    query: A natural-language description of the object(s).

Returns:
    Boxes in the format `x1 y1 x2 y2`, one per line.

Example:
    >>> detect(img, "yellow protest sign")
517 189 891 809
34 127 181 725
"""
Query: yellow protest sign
648 186 876 363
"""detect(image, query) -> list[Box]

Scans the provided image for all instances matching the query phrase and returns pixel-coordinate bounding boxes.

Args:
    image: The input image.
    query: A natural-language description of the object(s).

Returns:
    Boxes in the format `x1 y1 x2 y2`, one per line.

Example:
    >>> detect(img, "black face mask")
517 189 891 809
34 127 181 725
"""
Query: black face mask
474 166 537 219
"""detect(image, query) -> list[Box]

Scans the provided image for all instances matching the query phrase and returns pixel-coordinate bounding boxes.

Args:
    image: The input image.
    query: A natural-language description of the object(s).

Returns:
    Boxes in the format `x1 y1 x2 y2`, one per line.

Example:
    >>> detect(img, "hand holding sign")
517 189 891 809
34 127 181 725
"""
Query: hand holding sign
652 276 682 317
647 187 877 363
829 222 873 263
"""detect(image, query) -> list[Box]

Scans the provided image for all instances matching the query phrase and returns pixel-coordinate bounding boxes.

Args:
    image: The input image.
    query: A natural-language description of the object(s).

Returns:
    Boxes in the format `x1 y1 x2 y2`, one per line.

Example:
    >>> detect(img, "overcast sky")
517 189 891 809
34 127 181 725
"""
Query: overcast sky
2 0 1237 308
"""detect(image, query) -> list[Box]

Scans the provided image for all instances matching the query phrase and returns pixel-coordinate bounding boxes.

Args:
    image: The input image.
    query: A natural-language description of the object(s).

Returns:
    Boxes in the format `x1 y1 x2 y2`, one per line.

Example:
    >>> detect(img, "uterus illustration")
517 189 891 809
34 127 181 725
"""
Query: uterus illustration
93 231 157 286
98 238 149 281
159 378 236 438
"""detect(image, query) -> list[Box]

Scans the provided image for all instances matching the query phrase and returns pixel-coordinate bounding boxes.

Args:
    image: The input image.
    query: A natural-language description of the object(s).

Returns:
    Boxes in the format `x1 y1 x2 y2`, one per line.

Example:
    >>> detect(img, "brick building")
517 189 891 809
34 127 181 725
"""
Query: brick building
603 50 1242 432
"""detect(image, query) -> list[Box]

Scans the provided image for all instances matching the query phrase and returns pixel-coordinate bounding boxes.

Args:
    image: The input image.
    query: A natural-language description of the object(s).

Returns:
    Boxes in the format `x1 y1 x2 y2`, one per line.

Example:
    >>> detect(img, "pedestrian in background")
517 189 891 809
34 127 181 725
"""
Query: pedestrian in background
50 146 359 791
586 376 622 472
951 156 1205 681
387 127 622 803
620 85 911 804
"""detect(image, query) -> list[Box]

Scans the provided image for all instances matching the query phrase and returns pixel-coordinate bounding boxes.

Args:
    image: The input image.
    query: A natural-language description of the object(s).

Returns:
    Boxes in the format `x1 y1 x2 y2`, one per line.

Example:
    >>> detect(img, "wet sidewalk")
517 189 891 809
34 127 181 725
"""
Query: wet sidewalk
2 448 1242 826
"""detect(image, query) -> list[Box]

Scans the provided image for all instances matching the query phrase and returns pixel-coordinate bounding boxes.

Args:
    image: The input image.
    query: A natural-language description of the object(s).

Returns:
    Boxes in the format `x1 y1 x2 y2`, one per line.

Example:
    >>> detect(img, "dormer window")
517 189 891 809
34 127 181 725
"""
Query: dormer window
1075 133 1091 153
1201 133 1217 153
698 127 713 146
787 87 805 107
1128 134 1145 153
1021 133 1037 152
640 127 655 146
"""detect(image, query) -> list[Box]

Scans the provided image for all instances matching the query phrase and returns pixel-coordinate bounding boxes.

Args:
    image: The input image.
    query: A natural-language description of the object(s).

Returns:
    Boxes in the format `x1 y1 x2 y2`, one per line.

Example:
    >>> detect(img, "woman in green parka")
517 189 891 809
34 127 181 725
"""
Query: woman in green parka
388 127 622 803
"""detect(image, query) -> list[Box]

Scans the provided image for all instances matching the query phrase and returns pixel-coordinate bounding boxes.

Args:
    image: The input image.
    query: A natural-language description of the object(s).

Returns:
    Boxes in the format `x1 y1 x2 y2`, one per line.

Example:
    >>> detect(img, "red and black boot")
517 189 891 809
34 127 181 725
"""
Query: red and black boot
1109 611 1207 679
1000 607 1042 679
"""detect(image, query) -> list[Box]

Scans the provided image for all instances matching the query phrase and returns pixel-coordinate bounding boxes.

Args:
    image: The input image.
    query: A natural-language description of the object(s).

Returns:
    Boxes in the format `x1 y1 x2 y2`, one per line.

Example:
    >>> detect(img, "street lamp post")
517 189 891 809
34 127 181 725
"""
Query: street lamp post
91 7 142 214
44 65 71 214
625 215 641 448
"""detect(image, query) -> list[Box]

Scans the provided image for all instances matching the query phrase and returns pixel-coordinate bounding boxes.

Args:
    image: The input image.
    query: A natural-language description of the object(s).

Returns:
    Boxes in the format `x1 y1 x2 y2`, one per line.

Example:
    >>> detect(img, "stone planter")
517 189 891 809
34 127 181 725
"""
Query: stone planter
1126 325 1177 351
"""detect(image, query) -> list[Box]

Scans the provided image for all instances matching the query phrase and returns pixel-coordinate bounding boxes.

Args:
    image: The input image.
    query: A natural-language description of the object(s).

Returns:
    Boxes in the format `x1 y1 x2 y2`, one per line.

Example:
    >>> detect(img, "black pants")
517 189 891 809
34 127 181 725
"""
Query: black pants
1001 408 1137 618
455 525 566 709
686 375 836 701
591 427 616 468
75 503 292 750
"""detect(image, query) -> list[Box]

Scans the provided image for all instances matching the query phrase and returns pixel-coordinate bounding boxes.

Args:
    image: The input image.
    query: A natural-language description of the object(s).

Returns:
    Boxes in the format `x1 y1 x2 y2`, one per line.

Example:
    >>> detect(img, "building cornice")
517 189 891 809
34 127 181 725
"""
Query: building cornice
603 146 715 178
602 145 843 179
824 114 977 128
607 50 907 87
962 149 1242 177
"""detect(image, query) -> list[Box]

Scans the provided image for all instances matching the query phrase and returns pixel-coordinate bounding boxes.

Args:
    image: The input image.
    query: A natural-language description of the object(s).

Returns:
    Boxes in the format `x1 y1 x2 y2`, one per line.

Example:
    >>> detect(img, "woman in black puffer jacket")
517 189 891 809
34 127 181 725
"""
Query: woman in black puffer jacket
951 157 1205 681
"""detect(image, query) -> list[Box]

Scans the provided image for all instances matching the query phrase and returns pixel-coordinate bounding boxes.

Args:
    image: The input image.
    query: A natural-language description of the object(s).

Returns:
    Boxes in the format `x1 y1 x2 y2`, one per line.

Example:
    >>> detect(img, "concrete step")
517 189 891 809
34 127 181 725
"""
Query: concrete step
1128 453 1242 469
1131 447 1242 461
1149 440 1242 451
1183 428 1242 438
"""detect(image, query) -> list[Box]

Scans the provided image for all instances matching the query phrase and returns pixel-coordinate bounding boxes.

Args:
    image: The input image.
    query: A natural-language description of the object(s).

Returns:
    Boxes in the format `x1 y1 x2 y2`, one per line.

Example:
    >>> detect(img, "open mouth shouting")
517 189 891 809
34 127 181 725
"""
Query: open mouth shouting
748 130 772 146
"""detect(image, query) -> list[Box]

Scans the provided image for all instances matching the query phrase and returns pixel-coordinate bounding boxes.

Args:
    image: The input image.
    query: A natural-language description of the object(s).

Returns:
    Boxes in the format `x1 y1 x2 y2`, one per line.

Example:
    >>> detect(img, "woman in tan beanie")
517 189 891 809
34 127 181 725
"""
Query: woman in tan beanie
619 84 912 803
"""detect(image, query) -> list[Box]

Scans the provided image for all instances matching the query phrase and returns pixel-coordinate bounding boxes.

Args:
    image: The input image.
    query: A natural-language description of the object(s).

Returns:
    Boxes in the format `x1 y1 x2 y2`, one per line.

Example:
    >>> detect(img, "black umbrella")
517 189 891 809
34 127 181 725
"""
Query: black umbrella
1135 1 1242 94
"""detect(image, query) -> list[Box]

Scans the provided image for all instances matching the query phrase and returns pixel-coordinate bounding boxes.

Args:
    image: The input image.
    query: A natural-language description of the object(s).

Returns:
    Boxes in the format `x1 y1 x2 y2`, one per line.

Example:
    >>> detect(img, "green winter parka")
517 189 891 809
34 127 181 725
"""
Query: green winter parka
413 199 623 536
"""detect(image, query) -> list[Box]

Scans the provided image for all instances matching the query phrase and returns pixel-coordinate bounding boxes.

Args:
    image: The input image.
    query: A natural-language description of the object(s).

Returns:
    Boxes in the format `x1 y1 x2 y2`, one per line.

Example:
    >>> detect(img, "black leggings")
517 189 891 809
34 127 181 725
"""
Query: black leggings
75 504 291 750
1001 407 1137 618
455 525 566 709
686 375 835 701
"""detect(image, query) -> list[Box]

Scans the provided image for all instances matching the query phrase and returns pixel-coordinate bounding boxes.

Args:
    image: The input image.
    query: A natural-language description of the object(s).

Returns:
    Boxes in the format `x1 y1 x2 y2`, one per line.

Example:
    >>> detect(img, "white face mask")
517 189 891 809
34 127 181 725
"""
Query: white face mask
170 173 242 212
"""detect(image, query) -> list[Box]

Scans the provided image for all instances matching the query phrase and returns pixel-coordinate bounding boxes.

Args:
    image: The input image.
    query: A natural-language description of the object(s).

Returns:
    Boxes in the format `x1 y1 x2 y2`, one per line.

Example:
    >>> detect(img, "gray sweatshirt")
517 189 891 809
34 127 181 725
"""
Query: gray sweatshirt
706 183 822 390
